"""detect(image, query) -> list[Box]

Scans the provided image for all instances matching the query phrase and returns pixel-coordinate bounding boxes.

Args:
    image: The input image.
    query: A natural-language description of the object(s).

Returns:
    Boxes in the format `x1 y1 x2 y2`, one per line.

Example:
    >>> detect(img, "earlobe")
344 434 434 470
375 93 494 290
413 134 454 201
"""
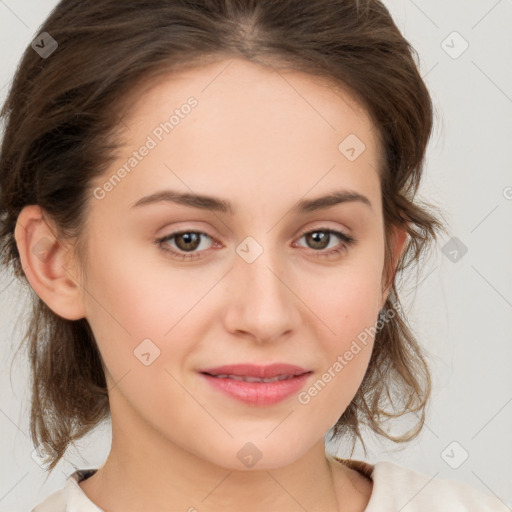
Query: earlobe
14 205 87 321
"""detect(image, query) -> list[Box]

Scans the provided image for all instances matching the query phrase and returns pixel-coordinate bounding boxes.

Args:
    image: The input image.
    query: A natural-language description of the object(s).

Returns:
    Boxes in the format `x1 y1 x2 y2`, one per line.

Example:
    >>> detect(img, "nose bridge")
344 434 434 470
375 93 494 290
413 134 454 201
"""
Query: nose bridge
225 234 298 342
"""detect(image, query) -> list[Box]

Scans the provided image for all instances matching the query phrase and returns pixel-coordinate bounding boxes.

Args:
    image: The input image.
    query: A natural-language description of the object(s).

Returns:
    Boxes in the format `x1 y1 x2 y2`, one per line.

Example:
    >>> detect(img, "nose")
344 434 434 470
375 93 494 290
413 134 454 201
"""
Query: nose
222 245 300 344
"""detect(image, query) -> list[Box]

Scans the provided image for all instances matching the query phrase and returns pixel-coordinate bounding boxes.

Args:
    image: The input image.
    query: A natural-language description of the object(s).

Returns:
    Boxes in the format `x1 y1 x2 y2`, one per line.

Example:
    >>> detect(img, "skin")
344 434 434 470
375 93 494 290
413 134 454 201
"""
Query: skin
15 57 407 511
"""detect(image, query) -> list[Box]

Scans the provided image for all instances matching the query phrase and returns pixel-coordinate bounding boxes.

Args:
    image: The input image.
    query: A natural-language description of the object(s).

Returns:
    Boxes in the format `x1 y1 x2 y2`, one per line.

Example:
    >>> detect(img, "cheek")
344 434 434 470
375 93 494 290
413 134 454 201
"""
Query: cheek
81 235 223 384
303 250 384 341
294 253 384 409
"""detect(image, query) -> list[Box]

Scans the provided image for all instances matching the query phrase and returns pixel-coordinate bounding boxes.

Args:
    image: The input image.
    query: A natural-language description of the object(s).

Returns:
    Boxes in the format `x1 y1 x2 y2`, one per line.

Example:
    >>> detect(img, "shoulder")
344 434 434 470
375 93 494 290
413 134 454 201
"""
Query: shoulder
31 488 66 512
335 457 509 512
370 460 508 511
31 469 100 512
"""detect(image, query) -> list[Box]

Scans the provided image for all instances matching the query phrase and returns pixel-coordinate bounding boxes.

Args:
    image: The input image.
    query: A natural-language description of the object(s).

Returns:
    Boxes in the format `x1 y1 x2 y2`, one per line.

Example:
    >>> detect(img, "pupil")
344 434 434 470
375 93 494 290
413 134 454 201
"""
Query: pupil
308 231 328 249
177 232 200 251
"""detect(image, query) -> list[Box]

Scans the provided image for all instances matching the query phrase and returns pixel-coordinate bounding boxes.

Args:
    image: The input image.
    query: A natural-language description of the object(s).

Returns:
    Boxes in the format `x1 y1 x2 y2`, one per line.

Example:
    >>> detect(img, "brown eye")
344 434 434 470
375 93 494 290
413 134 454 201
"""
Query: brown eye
296 228 356 259
174 232 202 251
156 230 215 261
304 230 331 250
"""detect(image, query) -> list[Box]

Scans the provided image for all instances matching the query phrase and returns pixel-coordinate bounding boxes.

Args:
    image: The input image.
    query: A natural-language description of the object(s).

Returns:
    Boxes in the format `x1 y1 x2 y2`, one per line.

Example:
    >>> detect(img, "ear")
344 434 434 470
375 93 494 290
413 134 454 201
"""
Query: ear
381 224 408 308
14 205 87 320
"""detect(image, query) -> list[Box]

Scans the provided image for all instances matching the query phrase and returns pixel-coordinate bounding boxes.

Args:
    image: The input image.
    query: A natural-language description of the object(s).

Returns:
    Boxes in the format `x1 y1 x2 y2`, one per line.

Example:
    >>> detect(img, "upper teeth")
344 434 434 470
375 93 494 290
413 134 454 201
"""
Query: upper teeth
213 374 294 382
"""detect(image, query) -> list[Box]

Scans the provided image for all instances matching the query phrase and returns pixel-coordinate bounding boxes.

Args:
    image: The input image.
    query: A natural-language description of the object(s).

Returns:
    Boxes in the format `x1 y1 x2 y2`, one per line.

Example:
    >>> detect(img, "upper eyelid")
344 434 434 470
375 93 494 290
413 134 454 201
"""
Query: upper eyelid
160 219 352 237
160 226 351 246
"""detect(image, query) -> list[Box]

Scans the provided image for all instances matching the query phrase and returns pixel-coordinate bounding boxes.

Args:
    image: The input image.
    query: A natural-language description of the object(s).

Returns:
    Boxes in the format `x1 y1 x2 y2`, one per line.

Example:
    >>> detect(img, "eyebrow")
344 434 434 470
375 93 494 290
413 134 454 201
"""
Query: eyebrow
130 188 372 214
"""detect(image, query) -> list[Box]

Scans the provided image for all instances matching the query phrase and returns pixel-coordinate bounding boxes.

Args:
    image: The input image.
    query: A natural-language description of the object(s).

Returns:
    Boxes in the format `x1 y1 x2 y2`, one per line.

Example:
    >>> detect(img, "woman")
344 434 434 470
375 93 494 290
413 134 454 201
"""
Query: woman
0 0 506 510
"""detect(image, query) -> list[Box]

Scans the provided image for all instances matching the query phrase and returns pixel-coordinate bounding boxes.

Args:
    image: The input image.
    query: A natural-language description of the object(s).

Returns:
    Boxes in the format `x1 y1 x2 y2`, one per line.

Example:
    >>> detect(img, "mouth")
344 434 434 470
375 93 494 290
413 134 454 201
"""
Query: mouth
197 363 312 405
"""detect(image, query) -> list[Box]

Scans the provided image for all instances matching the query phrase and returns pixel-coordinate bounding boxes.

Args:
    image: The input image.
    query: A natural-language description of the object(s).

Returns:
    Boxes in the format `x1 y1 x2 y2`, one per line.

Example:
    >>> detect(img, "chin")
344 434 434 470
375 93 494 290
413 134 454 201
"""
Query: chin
199 436 310 472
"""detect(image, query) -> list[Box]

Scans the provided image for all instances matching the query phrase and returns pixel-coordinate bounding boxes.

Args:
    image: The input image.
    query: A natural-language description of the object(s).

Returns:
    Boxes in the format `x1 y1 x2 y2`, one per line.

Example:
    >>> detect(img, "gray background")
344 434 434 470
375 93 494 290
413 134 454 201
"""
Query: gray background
0 0 511 510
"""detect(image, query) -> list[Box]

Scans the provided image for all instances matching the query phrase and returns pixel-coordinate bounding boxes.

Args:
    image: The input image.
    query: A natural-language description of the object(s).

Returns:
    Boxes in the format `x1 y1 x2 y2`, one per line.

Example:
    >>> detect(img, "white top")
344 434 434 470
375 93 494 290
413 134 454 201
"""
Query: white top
31 458 509 511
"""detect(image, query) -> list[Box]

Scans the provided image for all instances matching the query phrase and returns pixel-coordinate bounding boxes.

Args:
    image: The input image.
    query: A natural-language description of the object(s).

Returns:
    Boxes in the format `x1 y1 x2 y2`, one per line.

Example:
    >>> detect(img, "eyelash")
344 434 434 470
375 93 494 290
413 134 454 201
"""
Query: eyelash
155 228 356 262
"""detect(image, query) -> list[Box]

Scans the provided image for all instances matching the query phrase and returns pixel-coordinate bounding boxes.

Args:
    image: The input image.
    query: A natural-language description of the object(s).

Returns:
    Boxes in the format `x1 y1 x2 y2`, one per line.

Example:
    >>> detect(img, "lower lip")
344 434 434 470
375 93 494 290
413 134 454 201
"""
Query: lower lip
199 372 311 405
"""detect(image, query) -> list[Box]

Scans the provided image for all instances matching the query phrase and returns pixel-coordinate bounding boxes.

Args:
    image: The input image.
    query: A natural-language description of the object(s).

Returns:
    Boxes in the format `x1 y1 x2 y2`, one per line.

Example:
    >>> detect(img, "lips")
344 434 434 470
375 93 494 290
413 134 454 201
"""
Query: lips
198 363 312 405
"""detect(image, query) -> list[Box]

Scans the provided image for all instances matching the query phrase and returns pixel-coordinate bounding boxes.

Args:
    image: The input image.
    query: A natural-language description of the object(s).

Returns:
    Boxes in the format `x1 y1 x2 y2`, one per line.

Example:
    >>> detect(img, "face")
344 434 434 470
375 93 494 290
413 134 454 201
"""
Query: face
77 57 391 470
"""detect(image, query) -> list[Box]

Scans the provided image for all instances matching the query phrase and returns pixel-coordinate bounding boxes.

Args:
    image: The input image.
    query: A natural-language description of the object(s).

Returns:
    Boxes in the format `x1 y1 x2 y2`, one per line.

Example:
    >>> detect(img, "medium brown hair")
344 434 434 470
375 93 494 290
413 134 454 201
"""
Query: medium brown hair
0 0 446 473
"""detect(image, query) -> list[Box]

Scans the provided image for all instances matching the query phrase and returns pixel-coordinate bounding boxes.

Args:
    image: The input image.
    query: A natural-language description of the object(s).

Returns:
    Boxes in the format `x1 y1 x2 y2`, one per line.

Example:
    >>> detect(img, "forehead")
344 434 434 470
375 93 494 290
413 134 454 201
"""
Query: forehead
127 56 373 132
94 57 382 218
